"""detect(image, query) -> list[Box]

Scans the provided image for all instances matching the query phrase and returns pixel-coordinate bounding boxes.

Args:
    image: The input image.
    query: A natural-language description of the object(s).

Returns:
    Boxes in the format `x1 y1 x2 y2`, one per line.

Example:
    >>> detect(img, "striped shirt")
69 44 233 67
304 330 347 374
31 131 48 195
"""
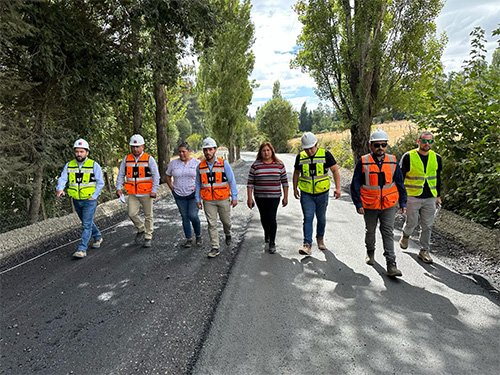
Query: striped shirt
247 160 288 198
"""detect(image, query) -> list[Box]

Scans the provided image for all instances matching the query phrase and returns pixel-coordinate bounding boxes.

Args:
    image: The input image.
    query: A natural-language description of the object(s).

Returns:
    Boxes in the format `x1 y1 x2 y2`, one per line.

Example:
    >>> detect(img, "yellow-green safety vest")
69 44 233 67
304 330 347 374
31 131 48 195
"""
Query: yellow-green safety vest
298 148 331 194
404 149 438 197
67 158 97 200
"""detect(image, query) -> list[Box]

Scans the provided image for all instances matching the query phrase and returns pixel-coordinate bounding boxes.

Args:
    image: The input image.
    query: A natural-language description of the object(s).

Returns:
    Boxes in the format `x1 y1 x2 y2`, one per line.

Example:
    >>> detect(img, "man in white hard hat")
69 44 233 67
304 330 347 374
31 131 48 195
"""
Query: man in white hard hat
57 139 105 258
195 137 238 258
293 132 341 256
399 131 442 264
116 134 160 248
350 129 407 277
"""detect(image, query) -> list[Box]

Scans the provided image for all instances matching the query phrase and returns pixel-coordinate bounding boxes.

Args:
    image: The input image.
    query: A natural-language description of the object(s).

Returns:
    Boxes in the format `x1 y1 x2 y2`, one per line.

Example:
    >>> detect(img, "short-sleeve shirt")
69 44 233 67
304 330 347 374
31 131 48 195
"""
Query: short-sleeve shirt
294 149 337 171
165 157 200 196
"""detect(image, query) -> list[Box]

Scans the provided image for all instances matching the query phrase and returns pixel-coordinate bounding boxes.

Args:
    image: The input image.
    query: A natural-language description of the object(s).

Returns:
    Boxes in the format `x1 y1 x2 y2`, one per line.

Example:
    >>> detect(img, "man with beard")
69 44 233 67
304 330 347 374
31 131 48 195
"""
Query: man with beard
116 134 160 248
57 139 105 258
350 130 407 277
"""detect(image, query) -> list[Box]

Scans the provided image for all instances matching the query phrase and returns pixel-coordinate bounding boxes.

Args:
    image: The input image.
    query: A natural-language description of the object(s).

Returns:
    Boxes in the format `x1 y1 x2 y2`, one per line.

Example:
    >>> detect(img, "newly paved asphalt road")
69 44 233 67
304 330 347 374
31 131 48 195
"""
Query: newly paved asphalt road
1 152 499 375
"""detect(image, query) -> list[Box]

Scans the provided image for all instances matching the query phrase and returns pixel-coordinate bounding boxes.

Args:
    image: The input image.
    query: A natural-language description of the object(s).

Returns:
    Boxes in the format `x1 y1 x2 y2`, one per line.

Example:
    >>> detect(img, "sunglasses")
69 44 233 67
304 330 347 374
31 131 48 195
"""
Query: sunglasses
372 142 387 148
420 139 434 144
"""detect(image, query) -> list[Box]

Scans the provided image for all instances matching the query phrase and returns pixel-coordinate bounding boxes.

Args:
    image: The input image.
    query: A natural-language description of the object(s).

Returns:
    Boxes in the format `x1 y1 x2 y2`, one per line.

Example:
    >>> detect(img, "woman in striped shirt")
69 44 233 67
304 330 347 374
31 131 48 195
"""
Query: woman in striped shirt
247 142 289 253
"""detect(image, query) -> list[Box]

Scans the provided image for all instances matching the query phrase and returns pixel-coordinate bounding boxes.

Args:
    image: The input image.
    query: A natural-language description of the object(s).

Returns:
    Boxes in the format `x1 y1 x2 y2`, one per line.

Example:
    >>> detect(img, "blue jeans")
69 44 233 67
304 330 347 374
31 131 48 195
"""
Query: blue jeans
300 192 329 245
173 191 201 239
73 199 101 252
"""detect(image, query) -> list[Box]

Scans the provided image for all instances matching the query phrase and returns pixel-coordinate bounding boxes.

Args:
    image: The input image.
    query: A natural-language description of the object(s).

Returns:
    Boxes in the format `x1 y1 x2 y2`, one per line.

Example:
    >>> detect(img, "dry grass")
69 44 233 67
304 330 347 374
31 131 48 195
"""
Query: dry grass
289 120 418 147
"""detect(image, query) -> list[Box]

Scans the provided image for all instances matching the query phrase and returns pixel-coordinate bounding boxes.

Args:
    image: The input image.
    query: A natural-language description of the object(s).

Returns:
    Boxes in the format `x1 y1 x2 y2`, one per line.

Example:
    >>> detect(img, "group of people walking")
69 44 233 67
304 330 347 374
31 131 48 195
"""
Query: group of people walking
57 128 441 279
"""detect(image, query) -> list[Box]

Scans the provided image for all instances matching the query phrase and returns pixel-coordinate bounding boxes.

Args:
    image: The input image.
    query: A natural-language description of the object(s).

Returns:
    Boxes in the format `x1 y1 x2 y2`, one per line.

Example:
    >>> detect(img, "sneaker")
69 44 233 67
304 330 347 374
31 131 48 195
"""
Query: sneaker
143 239 152 248
135 231 145 244
73 250 87 258
418 250 433 264
268 244 276 254
196 235 203 246
264 240 270 252
207 248 220 258
317 237 327 250
225 235 232 246
92 238 103 249
365 252 375 265
298 243 312 256
386 262 402 277
399 235 409 249
184 238 193 248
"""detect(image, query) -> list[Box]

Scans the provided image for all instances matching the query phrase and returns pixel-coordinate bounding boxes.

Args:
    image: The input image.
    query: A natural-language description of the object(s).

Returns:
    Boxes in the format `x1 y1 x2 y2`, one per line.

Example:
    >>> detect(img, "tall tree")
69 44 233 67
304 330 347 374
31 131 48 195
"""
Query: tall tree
293 0 444 161
197 0 255 162
299 102 312 132
256 82 299 153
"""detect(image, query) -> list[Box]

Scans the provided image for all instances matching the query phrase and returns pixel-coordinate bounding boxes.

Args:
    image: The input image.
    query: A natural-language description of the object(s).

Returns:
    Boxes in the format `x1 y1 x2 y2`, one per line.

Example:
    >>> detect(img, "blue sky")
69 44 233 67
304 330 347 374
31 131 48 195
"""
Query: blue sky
248 0 500 116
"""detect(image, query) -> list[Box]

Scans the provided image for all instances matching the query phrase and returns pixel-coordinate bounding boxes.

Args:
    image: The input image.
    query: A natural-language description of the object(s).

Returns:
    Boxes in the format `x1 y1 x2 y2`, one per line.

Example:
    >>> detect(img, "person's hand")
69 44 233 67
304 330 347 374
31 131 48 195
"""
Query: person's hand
116 190 123 198
247 198 255 209
334 188 341 199
231 199 238 208
436 196 442 205
282 196 288 207
150 193 157 198
399 207 406 214
294 189 300 200
88 197 95 201
197 202 203 210
57 190 65 198
357 207 365 215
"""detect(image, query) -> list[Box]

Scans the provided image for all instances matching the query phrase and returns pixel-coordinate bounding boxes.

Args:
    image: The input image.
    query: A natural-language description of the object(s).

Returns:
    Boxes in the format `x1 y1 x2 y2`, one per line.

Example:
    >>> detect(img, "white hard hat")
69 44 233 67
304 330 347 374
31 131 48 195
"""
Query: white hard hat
370 129 389 142
301 132 317 149
202 137 217 148
129 134 145 146
73 139 89 150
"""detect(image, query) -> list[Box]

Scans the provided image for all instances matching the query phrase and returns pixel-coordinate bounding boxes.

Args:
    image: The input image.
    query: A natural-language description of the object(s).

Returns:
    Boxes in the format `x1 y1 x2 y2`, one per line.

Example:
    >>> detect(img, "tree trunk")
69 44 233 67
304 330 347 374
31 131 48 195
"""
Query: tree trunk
27 165 44 224
350 114 371 163
236 144 241 161
132 89 142 134
154 83 169 183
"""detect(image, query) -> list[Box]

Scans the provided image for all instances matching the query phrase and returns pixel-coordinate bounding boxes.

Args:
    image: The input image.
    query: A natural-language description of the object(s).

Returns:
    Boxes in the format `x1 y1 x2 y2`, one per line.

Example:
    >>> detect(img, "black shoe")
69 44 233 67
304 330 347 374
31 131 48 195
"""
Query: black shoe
386 262 402 277
268 244 276 254
143 239 152 248
135 231 145 244
225 235 232 246
195 235 203 246
207 248 220 258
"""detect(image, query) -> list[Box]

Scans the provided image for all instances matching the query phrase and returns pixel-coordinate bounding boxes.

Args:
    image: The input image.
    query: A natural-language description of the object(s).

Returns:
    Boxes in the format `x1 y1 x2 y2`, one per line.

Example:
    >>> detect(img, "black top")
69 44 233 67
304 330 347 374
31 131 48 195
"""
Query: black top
400 151 442 198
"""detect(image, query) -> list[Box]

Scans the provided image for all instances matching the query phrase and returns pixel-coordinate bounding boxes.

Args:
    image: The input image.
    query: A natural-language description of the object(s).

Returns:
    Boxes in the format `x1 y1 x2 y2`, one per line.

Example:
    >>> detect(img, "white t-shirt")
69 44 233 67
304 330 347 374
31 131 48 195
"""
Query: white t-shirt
165 157 200 196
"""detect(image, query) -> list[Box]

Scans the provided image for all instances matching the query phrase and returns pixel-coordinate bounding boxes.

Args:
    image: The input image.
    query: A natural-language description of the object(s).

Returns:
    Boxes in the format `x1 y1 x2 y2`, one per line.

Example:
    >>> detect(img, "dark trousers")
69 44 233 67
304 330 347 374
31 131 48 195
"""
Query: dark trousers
255 197 281 246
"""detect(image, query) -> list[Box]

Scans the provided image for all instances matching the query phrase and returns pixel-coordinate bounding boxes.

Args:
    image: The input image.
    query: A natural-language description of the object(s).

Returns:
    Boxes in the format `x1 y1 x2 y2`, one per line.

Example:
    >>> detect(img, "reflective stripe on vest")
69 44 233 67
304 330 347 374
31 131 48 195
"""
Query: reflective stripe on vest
199 158 230 201
404 149 438 197
68 158 96 200
298 148 331 194
124 152 153 195
360 153 399 210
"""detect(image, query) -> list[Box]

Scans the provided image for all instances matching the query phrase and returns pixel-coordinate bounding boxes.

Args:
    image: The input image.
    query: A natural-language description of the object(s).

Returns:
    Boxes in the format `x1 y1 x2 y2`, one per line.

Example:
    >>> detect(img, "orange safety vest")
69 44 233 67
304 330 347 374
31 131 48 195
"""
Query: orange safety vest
124 152 153 195
199 158 230 201
360 153 399 210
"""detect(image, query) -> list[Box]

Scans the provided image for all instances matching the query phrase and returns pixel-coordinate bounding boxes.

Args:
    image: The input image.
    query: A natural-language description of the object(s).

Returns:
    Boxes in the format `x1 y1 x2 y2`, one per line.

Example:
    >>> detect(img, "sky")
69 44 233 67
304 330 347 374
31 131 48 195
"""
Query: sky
248 0 500 116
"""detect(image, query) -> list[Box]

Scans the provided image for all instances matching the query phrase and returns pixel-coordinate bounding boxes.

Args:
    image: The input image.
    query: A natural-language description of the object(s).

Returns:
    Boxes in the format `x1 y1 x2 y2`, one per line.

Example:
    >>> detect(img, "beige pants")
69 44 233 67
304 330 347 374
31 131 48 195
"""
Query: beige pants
128 195 154 239
203 198 232 249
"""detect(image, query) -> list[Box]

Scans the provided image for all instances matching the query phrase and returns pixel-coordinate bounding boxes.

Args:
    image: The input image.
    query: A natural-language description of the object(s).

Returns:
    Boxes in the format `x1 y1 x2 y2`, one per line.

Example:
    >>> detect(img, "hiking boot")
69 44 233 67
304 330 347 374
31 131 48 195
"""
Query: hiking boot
207 248 220 258
269 243 276 254
196 235 203 246
386 262 402 277
143 239 152 248
135 231 145 244
365 252 375 265
264 240 270 252
184 238 193 248
225 235 232 246
418 250 433 264
317 237 327 250
92 238 103 249
73 250 87 258
399 235 409 249
298 243 312 256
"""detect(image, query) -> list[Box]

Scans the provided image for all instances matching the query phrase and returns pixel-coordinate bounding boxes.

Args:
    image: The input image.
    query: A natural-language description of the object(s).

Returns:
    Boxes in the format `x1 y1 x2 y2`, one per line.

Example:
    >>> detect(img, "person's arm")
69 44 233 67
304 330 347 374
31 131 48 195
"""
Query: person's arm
247 164 255 209
56 162 70 198
350 160 364 212
329 164 341 199
148 156 160 198
115 157 127 197
293 170 300 199
436 154 442 205
224 161 238 207
399 152 410 179
195 165 202 209
91 162 105 200
394 162 407 213
165 161 175 192
280 164 289 207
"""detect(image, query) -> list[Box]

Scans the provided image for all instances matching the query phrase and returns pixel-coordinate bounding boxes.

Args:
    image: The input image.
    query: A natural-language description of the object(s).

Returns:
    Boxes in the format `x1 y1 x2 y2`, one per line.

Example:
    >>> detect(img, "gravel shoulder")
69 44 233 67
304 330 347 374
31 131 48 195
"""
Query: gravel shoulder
337 167 500 296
